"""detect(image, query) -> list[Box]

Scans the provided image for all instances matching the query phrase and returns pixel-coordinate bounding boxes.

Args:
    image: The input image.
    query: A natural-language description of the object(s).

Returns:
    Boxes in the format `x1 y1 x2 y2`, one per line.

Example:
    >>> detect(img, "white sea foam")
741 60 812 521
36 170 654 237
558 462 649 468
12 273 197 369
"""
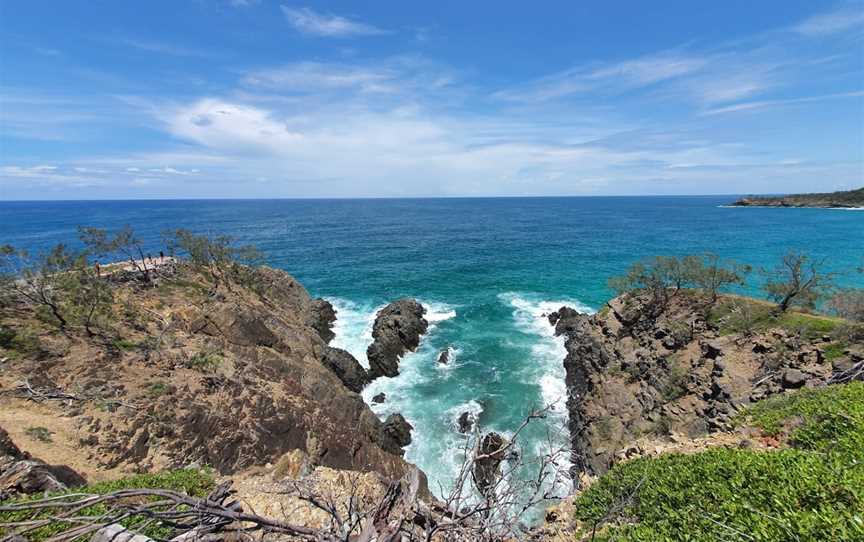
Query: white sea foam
326 297 382 368
498 292 593 408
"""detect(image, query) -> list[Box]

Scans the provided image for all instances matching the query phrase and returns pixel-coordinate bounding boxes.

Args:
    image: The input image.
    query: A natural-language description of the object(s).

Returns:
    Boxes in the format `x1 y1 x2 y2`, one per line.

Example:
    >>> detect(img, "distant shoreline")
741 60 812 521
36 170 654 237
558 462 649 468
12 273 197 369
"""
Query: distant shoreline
728 187 864 209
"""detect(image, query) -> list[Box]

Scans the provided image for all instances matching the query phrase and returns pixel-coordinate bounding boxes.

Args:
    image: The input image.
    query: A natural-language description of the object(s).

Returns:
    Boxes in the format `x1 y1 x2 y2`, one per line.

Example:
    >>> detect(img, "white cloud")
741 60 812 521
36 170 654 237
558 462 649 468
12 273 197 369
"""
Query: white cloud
793 7 864 36
242 62 396 93
702 90 864 115
493 52 706 102
280 6 386 37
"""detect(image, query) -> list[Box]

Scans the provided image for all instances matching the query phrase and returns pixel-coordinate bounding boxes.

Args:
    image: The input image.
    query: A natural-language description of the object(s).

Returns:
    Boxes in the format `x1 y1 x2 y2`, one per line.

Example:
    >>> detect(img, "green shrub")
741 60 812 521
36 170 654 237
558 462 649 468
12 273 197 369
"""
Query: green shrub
23 426 53 443
572 383 864 541
0 469 214 541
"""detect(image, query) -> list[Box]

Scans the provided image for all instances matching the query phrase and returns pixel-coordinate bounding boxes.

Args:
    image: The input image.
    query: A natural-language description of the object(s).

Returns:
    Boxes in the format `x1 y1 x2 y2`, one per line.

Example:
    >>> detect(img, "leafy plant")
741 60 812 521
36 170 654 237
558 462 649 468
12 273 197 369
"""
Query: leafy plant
24 426 53 443
573 383 864 541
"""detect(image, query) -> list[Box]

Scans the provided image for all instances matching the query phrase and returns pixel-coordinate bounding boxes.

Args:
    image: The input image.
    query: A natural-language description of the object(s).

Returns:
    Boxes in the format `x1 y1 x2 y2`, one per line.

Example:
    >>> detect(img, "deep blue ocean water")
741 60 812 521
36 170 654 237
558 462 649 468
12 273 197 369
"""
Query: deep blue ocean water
2 196 863 500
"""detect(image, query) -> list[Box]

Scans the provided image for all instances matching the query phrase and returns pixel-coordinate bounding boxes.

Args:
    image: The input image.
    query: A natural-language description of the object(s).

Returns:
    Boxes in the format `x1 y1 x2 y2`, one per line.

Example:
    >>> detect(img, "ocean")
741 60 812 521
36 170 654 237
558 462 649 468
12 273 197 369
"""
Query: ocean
2 196 863 501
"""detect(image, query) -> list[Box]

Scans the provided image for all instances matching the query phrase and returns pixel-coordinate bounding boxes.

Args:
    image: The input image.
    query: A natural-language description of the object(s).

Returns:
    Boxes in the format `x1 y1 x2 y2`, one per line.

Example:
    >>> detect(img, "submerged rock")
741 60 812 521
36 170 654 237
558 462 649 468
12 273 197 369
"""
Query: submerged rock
367 299 428 379
437 348 450 365
457 412 474 433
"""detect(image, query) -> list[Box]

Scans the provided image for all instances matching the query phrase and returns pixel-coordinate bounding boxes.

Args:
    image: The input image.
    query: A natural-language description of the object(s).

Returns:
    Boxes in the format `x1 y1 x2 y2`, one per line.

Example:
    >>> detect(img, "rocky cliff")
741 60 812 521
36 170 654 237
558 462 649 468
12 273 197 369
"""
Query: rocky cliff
0 262 420 485
550 291 862 480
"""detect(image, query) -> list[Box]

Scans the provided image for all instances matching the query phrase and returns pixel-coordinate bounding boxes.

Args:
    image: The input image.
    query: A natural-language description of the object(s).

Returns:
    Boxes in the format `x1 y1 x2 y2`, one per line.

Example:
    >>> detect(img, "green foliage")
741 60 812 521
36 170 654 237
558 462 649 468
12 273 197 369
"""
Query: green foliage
146 381 168 397
572 383 864 541
187 349 223 371
111 338 138 351
709 297 841 340
660 358 688 401
739 382 864 454
762 251 832 313
608 254 747 313
78 225 152 280
23 426 53 443
0 469 215 541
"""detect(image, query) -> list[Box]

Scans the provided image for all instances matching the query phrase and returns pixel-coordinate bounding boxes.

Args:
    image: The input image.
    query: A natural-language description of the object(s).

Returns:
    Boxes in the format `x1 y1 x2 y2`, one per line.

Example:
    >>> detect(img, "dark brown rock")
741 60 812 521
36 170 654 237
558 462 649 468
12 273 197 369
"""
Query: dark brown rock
437 348 450 365
322 346 369 393
367 299 428 379
781 368 807 389
473 432 506 496
381 413 413 455
308 299 337 344
372 392 386 404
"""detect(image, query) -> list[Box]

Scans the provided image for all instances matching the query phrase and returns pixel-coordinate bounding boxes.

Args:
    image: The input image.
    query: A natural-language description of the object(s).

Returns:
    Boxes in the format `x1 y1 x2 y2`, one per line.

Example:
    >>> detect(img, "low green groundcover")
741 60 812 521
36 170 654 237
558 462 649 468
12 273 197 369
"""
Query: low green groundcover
0 468 215 541
572 382 864 541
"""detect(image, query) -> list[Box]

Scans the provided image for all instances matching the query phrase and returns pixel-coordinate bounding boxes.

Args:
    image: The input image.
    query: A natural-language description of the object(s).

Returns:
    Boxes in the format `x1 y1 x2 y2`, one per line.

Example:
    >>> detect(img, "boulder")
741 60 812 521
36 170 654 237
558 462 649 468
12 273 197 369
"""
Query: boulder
366 299 428 379
781 368 807 389
322 347 369 393
381 414 413 455
473 432 507 496
372 392 386 404
0 427 86 499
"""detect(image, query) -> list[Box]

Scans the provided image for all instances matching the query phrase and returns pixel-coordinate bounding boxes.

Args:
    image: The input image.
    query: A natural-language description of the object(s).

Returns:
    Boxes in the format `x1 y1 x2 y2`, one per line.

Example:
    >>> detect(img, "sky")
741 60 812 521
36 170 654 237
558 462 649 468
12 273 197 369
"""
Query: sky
0 1 863 199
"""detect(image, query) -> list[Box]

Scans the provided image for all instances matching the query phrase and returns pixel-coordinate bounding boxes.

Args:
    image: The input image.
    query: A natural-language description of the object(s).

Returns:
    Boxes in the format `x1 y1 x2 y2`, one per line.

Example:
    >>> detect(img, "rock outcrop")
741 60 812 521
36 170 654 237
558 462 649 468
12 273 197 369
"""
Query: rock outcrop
0 263 423 486
322 346 369 393
381 413 413 455
437 348 450 365
308 299 337 344
0 427 86 499
551 292 855 482
366 299 428 379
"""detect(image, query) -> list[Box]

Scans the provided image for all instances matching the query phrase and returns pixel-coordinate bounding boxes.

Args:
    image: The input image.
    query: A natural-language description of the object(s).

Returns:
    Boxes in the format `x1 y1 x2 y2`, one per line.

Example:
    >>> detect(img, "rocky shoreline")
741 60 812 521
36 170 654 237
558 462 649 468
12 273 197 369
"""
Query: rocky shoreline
549 291 862 482
730 187 864 208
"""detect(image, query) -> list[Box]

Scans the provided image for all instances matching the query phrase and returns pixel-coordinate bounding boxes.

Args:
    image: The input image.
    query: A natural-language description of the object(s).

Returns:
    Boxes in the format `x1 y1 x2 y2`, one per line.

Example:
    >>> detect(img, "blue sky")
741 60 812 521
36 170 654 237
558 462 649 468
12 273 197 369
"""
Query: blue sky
1 1 862 199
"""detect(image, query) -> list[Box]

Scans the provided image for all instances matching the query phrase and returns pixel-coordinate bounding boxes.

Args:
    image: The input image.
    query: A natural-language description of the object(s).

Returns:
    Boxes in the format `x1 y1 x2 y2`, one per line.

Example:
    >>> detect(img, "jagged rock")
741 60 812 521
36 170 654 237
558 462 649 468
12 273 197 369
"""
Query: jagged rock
372 392 386 404
308 299 337 344
381 414 413 455
366 299 428 379
457 412 474 433
781 368 807 389
701 341 723 360
473 432 506 496
322 346 369 393
552 290 839 483
437 348 450 365
0 427 86 499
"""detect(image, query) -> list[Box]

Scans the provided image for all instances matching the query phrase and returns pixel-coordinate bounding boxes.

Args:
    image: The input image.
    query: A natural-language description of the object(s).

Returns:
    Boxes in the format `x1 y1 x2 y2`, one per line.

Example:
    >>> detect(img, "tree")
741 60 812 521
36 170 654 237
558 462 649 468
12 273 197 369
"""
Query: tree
164 229 261 290
829 289 864 322
685 253 749 302
0 244 84 329
79 225 152 282
762 251 832 313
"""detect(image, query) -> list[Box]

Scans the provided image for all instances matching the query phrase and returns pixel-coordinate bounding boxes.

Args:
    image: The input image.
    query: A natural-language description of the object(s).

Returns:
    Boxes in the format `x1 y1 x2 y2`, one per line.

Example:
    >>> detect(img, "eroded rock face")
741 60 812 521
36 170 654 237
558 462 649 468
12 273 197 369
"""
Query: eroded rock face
308 299 337 344
553 292 843 483
322 346 369 393
0 427 86 499
366 299 428 379
473 432 506 496
381 414 413 455
1 264 423 486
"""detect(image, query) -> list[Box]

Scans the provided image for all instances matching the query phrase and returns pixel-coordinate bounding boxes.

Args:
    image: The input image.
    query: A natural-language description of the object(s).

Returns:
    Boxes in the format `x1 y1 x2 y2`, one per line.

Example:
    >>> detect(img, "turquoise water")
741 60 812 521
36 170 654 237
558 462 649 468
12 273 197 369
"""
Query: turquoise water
2 197 863 499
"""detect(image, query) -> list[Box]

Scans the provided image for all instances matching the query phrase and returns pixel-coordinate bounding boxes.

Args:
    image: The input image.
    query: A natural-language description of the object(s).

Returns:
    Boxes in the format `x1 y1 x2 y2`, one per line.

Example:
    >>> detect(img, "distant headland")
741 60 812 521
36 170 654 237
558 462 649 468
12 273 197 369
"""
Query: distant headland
731 187 864 208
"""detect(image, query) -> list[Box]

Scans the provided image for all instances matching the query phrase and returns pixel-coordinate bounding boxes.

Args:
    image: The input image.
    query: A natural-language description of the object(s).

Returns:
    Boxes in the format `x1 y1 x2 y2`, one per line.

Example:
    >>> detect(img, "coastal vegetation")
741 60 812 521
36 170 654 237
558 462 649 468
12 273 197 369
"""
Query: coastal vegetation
1 227 862 540
569 382 864 541
731 186 864 208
